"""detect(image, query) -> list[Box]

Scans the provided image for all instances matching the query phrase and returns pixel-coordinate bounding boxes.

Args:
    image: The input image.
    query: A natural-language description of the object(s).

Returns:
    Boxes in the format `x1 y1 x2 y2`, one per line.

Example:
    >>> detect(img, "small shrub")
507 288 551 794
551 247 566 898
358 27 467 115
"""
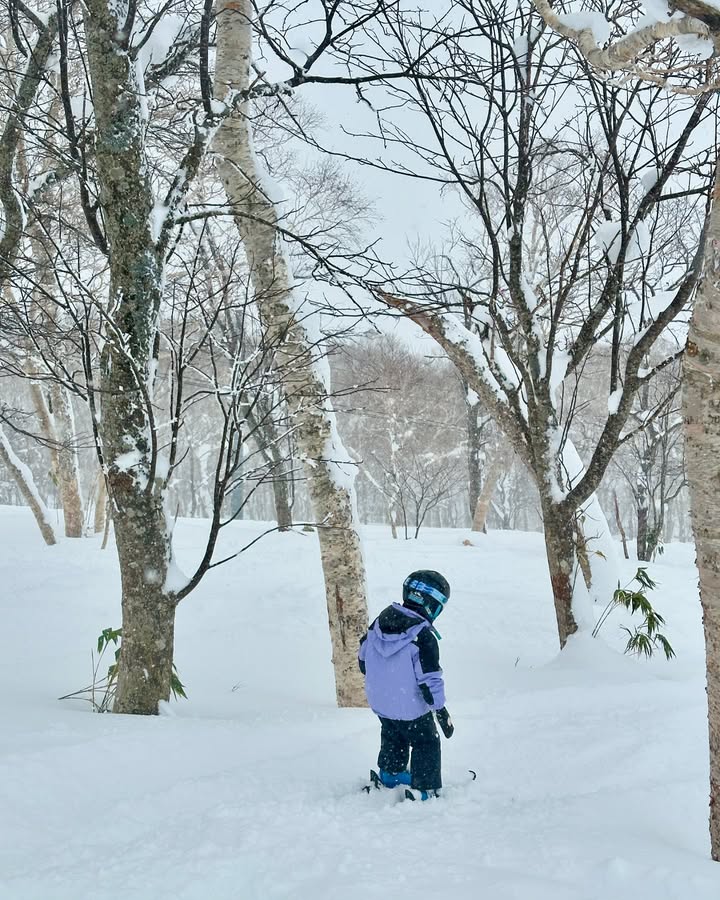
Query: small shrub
592 568 675 660
59 627 187 711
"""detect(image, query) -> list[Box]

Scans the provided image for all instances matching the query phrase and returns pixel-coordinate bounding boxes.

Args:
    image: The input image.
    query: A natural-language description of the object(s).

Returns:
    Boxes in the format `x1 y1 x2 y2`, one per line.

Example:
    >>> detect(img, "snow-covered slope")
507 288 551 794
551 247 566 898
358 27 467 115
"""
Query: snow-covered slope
0 506 717 899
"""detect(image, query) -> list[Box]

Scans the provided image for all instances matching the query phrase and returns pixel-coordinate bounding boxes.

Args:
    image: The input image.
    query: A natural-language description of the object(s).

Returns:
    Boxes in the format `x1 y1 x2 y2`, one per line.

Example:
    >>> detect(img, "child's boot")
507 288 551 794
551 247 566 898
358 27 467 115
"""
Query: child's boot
378 769 412 788
404 787 440 801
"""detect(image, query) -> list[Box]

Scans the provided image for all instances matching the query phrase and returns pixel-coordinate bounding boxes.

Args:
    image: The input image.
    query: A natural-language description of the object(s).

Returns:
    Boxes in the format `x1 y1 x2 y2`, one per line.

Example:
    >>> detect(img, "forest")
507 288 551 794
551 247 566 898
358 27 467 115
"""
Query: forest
2 1 720 896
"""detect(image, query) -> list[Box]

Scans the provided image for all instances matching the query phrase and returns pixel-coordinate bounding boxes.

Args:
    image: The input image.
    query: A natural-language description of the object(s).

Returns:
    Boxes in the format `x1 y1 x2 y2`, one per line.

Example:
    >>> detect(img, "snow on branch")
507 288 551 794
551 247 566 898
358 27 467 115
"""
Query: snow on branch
375 290 533 463
532 0 710 70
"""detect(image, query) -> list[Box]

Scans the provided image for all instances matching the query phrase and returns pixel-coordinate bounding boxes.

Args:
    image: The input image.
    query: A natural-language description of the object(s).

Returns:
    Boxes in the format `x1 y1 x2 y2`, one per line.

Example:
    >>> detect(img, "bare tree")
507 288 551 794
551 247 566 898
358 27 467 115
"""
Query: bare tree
0 423 56 546
371 0 708 646
532 0 720 862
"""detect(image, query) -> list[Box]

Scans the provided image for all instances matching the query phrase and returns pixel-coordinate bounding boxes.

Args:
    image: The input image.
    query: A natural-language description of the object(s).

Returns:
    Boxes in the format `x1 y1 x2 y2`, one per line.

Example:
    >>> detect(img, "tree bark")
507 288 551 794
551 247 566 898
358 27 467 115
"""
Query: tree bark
85 0 176 714
0 426 56 546
111 488 176 714
574 514 593 591
214 0 368 707
683 161 720 861
541 502 579 648
272 468 293 531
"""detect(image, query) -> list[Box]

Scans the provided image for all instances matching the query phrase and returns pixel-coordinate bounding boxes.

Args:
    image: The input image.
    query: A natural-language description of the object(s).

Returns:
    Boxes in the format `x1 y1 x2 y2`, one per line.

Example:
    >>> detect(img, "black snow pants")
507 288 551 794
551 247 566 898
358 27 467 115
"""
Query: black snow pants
377 712 441 791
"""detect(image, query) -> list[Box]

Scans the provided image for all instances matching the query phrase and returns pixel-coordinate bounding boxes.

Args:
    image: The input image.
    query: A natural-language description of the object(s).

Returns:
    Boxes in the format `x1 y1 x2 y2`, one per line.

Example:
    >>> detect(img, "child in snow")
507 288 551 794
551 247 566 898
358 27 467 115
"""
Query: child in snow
358 570 454 800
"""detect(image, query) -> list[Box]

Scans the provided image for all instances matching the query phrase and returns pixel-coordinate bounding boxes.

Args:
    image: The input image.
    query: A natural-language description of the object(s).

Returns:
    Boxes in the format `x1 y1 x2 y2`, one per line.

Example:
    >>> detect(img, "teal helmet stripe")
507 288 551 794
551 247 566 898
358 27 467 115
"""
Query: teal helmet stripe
406 579 448 606
405 578 448 621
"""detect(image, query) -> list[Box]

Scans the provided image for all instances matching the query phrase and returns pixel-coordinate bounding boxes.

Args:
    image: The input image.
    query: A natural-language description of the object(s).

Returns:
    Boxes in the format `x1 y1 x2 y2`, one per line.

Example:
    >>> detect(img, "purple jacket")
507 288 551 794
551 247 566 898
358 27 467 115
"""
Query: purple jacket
358 603 446 721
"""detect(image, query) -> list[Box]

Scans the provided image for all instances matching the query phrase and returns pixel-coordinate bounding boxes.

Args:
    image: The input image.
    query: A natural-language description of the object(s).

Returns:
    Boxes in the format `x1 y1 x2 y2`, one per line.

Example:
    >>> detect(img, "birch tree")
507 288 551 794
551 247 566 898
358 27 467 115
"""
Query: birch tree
0 424 56 546
213 0 370 706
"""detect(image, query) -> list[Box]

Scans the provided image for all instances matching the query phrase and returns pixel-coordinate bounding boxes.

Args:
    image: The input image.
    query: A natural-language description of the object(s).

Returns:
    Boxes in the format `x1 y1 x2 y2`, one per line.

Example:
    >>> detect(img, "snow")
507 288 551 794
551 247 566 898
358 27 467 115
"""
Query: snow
608 388 623 415
134 12 186 73
642 0 671 22
441 313 519 407
674 33 714 59
113 448 143 471
561 439 621 611
595 220 650 265
1 505 719 899
557 11 612 45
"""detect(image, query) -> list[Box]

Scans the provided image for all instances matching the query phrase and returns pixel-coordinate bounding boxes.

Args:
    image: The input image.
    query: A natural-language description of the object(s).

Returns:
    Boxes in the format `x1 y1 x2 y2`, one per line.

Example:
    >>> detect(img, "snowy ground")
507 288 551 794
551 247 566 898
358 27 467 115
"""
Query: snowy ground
1 505 719 900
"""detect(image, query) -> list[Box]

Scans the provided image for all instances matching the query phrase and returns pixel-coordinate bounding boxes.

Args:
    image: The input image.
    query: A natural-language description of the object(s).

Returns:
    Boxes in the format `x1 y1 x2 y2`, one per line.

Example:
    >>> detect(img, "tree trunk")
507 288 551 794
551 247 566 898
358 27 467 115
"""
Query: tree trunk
637 496 649 561
542 503 580 648
272 468 293 531
48 383 84 537
28 381 84 537
465 384 483 520
86 0 176 714
94 471 107 534
214 0 368 707
111 486 176 714
472 447 508 532
682 160 720 861
614 492 630 560
0 426 56 546
389 507 398 540
24 164 84 538
574 514 593 590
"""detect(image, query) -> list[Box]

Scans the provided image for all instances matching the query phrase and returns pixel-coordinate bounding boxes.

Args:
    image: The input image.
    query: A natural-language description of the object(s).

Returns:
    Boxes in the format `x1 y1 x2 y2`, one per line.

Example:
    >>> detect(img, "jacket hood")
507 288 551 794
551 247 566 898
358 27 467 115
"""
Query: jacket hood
370 603 428 657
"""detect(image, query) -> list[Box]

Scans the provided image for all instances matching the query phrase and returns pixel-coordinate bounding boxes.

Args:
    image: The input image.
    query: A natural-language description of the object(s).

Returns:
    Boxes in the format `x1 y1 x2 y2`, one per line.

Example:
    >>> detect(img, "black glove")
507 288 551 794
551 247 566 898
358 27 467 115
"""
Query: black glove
436 706 454 739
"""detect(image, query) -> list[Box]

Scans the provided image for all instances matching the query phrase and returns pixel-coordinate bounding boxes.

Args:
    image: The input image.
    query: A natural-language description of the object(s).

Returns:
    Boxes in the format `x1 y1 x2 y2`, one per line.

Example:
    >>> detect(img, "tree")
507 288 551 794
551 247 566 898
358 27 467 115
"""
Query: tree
373 0 708 646
4 0 446 712
532 0 720 862
0 423 56 546
0 0 304 713
334 334 466 536
212 0 372 706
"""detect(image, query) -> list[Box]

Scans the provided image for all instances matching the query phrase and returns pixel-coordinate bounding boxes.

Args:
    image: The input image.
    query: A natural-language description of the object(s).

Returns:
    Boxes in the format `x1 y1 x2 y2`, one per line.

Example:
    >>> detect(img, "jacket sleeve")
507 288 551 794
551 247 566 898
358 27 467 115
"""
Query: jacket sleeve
358 632 368 675
413 627 445 710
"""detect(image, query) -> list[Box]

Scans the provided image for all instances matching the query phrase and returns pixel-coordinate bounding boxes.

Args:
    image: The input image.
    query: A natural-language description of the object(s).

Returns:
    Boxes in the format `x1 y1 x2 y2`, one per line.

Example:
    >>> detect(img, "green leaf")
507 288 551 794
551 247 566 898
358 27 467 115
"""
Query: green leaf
170 667 188 700
657 634 676 660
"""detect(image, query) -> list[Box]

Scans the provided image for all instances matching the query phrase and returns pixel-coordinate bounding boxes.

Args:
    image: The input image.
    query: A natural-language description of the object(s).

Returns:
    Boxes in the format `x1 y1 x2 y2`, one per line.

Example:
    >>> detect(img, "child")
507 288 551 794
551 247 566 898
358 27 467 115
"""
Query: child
358 569 454 800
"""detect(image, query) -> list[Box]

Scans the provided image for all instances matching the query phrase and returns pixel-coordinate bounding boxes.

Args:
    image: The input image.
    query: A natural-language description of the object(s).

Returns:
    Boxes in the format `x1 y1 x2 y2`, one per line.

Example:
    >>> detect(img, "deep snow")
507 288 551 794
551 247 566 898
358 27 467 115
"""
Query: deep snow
1 505 719 899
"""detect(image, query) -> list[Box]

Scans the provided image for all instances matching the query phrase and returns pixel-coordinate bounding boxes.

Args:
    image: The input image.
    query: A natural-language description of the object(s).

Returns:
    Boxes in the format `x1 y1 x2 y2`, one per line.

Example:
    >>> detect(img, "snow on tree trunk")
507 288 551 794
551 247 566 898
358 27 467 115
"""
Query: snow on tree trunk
560 440 619 608
540 499 595 649
535 433 595 648
683 162 720 861
85 0 176 715
0 426 56 546
465 385 483 520
213 0 368 707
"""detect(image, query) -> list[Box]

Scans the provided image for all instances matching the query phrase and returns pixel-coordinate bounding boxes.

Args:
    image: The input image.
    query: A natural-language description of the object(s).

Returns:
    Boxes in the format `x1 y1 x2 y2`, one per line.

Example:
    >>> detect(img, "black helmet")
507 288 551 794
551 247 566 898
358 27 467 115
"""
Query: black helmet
402 570 450 621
